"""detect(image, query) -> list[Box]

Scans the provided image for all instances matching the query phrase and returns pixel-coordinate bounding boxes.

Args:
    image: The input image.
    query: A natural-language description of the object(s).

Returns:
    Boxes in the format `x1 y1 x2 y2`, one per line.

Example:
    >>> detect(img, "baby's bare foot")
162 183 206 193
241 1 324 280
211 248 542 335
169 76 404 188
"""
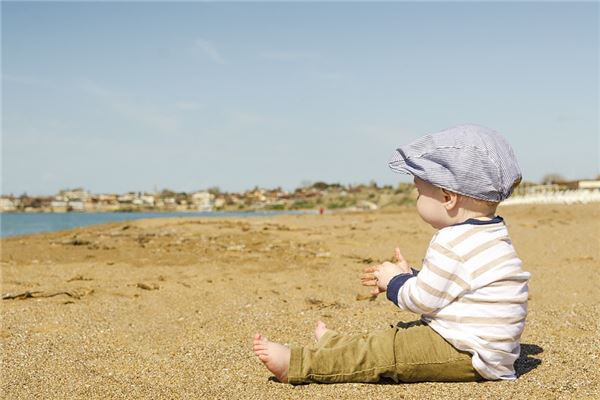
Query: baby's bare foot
314 320 330 342
252 333 290 383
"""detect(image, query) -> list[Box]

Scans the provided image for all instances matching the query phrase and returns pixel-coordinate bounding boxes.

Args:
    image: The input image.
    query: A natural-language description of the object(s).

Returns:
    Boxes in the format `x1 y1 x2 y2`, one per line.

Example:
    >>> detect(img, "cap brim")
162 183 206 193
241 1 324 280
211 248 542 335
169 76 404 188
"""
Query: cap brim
388 149 413 175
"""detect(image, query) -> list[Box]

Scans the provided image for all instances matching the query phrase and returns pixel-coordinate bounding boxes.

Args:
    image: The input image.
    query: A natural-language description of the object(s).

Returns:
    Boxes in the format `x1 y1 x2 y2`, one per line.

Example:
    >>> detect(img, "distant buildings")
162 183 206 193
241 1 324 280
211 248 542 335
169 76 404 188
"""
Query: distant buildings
1 179 599 213
0 188 218 213
578 180 600 190
191 191 213 211
505 179 600 205
0 197 17 212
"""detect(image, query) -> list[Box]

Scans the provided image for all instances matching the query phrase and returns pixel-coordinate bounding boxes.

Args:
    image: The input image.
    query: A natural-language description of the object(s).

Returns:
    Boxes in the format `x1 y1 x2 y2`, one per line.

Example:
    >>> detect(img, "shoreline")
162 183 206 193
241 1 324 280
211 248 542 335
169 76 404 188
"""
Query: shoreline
0 209 317 238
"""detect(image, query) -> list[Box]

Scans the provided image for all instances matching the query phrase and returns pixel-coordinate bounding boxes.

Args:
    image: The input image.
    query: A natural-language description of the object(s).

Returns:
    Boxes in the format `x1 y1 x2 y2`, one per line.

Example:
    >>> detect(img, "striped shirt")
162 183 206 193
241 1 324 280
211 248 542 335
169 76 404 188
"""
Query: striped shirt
390 217 530 380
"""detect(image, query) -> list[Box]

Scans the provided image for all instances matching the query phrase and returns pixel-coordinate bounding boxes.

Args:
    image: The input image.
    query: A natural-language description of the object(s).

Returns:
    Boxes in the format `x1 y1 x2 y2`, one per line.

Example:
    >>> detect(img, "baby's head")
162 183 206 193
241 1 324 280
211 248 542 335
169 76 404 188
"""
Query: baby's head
389 124 521 229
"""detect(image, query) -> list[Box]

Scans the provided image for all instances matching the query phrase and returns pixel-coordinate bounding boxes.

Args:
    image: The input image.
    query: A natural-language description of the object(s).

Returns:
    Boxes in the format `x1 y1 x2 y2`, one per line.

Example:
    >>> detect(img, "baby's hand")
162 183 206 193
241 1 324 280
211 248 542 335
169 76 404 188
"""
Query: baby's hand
361 265 386 296
361 248 411 296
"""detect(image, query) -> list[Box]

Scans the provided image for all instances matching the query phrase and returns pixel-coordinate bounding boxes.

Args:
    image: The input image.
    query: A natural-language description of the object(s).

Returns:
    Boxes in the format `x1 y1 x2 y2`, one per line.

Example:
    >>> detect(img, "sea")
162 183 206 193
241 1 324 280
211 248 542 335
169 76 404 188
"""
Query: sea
0 210 311 238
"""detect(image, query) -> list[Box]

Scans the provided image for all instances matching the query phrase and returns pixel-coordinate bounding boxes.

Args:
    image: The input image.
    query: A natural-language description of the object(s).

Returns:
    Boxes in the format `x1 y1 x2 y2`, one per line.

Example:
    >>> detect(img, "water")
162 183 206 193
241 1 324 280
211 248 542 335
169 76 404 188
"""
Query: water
0 210 310 237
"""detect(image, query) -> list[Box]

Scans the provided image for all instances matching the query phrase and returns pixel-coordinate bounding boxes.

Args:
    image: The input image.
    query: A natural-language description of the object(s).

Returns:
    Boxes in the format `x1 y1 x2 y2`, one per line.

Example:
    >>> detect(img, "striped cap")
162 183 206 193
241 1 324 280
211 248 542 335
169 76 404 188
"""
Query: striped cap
388 124 522 202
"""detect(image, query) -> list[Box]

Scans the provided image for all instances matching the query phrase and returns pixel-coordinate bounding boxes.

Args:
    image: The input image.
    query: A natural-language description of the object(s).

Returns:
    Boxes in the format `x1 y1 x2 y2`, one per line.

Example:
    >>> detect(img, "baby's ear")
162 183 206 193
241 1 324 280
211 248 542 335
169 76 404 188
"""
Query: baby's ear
441 188 459 209
440 188 452 201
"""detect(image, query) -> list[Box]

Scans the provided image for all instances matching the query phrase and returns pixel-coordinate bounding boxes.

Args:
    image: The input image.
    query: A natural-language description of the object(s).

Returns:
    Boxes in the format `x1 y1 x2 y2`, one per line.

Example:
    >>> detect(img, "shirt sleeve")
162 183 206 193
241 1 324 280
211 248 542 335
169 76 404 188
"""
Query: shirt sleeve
386 273 414 306
392 241 471 314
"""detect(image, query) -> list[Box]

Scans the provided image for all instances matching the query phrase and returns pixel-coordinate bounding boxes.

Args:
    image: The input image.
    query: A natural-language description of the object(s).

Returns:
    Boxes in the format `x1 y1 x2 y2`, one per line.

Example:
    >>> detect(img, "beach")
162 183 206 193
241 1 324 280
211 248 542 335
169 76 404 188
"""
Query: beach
1 203 599 399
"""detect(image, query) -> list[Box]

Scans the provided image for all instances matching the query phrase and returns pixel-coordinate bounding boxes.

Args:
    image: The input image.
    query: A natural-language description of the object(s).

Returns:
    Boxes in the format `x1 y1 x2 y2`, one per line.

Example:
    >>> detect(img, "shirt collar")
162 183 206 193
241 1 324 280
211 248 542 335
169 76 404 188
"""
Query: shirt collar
451 215 504 227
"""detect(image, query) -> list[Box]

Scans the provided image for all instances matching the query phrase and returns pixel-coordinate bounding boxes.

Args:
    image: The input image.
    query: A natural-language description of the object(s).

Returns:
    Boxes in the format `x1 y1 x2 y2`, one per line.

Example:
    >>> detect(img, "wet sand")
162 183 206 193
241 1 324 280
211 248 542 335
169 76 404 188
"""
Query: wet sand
1 204 599 399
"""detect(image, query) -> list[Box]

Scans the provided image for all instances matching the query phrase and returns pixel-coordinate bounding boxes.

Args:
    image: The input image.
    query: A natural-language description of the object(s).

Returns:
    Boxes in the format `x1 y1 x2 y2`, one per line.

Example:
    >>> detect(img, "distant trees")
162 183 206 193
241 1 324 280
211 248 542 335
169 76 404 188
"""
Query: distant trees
207 186 221 195
159 189 177 198
541 174 566 184
311 181 343 190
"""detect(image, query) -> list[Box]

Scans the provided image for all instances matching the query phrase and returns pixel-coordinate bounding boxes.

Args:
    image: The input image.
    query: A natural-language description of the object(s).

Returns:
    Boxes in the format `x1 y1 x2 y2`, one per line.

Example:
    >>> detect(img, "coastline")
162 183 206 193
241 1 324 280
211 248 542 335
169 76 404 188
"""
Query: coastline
0 209 315 238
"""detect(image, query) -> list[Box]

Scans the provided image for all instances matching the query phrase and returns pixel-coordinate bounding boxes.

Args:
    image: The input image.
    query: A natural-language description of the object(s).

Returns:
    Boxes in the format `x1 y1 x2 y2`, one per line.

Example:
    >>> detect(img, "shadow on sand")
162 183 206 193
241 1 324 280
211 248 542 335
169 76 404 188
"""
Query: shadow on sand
515 343 543 377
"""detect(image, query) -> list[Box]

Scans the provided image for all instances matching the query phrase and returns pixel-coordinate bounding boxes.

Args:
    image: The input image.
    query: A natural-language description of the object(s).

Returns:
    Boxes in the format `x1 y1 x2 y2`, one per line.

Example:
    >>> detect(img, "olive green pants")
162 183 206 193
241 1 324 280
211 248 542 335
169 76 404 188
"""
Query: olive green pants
288 321 482 384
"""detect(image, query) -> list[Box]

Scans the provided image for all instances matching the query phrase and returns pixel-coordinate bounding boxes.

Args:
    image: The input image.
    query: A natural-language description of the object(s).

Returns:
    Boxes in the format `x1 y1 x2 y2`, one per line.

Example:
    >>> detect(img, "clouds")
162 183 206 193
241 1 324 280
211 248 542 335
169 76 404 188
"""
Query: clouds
1 73 55 88
79 79 180 133
174 101 205 111
260 51 317 61
190 37 327 70
191 36 317 64
193 37 225 64
188 37 346 87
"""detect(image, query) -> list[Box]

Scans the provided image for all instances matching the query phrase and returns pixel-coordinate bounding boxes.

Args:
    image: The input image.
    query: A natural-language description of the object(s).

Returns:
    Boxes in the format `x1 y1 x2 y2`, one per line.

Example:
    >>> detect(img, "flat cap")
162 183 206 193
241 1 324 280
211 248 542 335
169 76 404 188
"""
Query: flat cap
388 124 522 202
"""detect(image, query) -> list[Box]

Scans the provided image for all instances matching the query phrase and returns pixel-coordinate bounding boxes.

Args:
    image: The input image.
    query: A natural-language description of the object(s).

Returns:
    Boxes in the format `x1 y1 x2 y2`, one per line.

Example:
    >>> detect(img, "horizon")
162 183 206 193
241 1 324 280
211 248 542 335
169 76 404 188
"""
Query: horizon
3 174 598 199
2 2 599 196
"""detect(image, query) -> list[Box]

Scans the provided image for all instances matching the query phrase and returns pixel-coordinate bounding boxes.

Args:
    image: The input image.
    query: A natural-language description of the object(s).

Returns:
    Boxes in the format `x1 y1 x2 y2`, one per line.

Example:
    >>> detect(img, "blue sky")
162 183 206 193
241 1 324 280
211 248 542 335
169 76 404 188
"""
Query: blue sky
2 2 598 195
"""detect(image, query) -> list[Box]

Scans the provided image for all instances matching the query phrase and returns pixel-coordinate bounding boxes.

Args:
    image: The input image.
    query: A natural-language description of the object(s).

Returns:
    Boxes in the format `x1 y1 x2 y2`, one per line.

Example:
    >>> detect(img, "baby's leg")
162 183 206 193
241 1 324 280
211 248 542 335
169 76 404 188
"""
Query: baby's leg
252 321 331 383
289 325 399 384
254 321 481 384
253 322 398 384
314 320 372 349
314 320 330 341
252 334 290 383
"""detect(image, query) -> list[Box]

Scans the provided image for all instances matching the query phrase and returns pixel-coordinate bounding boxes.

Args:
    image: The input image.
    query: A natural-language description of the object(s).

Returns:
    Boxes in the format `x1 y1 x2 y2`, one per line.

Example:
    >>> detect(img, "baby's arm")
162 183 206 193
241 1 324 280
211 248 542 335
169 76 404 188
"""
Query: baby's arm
363 244 467 315
361 248 413 296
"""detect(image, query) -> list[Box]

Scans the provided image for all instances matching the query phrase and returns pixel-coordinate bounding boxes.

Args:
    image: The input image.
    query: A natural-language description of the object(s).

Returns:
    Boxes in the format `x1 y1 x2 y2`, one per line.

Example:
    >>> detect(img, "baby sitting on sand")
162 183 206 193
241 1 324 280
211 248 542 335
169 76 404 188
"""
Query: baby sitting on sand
253 124 530 384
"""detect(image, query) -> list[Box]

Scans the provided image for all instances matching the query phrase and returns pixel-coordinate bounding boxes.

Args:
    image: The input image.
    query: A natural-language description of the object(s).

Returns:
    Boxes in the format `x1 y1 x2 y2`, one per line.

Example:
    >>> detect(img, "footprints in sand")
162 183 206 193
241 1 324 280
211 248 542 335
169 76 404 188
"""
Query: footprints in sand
3 218 337 272
1 272 200 303
4 218 343 307
66 274 93 282
2 288 95 301
136 282 159 291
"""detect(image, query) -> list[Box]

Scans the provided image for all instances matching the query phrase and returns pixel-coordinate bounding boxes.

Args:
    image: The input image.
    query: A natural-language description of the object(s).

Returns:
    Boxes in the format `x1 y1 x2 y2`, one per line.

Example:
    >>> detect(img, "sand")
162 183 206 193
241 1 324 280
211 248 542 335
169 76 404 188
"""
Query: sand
1 204 599 399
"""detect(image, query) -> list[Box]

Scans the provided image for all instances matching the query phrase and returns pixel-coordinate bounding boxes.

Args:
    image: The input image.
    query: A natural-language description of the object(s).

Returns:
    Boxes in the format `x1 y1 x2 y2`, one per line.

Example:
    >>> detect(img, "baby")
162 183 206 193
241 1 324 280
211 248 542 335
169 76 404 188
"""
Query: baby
253 124 530 384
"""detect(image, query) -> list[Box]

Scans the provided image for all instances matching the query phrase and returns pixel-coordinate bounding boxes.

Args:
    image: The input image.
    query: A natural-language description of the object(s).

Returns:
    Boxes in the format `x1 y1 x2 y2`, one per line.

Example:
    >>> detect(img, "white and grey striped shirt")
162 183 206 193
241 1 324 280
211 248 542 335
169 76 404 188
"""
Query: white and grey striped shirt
393 217 530 380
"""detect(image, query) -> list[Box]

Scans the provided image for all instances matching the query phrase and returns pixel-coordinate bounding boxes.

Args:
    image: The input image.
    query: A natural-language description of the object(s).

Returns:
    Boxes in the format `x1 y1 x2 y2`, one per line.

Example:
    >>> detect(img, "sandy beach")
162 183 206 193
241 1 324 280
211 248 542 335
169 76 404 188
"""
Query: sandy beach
1 203 599 399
